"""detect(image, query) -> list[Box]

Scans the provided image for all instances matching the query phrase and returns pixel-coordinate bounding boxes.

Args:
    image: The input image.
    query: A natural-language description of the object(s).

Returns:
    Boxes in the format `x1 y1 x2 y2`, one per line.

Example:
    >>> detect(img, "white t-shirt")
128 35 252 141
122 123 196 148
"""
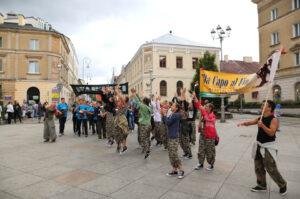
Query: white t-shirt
6 104 14 113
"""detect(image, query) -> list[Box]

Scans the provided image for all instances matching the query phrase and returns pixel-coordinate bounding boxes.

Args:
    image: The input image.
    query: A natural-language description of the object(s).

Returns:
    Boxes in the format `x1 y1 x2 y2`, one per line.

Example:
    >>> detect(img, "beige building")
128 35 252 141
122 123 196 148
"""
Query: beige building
252 0 300 102
0 13 79 105
116 32 220 101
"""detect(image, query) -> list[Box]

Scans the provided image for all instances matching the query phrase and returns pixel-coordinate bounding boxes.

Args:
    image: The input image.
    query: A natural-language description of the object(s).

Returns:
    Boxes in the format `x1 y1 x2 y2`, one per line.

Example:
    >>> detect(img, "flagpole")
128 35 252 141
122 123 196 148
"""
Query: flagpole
260 85 272 121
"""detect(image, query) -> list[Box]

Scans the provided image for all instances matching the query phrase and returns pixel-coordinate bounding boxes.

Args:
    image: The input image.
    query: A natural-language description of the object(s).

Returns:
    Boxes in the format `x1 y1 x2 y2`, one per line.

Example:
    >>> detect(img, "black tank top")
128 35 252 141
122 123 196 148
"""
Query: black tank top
256 115 276 143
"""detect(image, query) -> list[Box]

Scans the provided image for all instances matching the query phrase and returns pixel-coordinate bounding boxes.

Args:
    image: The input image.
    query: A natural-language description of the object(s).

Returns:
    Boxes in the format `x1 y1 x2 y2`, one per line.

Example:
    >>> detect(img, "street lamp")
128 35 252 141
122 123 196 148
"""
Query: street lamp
57 63 62 103
211 24 232 123
82 57 91 83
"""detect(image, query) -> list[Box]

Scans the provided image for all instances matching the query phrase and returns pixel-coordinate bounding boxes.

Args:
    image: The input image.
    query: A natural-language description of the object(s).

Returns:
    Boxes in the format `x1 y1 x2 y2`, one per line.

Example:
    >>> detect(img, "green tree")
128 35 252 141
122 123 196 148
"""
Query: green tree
189 51 218 97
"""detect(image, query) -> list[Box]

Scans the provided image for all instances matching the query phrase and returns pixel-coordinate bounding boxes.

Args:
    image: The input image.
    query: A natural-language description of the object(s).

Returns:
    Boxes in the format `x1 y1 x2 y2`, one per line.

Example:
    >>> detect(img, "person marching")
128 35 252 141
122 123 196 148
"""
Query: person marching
72 102 78 134
178 88 192 160
153 96 163 146
132 88 153 159
114 85 130 154
160 100 170 151
89 102 98 135
193 91 217 171
43 102 57 143
237 100 287 196
96 101 106 139
161 102 185 179
187 100 197 145
101 87 116 147
75 98 88 137
57 98 69 136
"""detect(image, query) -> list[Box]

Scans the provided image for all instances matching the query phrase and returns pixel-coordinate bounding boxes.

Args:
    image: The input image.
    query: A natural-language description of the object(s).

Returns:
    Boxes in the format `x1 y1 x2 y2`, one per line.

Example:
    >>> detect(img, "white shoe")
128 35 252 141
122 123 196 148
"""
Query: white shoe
206 164 214 171
194 163 203 170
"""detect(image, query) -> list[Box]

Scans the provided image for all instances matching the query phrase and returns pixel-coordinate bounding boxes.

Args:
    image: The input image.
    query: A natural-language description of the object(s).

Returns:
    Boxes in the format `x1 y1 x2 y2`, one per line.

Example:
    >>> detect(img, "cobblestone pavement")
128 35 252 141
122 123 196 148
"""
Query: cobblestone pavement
0 114 299 199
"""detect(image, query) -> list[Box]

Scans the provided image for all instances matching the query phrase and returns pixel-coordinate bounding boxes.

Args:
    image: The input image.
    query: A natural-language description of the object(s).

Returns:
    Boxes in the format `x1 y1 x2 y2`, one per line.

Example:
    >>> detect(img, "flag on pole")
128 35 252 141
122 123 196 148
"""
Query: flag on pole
194 81 199 87
96 94 102 101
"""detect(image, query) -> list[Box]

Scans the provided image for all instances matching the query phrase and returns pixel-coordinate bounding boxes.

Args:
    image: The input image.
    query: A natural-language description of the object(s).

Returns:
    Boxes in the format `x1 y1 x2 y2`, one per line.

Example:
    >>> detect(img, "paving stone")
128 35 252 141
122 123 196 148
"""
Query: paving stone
48 188 107 199
0 174 44 192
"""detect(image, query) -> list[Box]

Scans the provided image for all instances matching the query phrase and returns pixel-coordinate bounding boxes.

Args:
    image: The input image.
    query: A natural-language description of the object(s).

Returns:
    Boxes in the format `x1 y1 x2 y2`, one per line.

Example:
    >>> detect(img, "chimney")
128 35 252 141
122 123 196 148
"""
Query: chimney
224 55 229 62
0 13 4 24
243 56 252 63
18 14 25 26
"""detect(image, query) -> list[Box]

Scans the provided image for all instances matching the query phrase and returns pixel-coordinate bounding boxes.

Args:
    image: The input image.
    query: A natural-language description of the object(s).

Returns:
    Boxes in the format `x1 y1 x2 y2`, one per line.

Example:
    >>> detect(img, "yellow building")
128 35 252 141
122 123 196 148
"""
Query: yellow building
252 0 300 102
116 31 220 101
0 13 79 105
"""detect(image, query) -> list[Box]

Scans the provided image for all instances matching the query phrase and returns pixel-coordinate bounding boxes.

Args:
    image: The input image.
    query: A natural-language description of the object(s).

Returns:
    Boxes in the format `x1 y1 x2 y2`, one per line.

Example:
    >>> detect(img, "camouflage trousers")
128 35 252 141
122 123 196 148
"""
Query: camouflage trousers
168 138 181 168
137 123 141 145
154 121 163 142
179 124 192 155
188 121 196 144
160 122 168 148
105 112 115 139
140 124 151 152
114 126 127 146
198 129 215 165
254 147 286 188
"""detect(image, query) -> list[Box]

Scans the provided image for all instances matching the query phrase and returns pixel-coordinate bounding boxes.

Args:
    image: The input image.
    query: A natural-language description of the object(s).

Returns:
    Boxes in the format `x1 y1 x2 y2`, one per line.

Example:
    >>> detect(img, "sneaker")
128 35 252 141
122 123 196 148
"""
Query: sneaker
178 171 184 179
59 134 63 137
107 140 112 147
151 136 155 141
181 153 187 158
206 164 214 171
279 185 287 196
251 186 267 193
155 142 160 146
163 146 168 151
183 154 192 160
195 163 203 170
166 171 178 176
120 146 127 155
144 151 150 159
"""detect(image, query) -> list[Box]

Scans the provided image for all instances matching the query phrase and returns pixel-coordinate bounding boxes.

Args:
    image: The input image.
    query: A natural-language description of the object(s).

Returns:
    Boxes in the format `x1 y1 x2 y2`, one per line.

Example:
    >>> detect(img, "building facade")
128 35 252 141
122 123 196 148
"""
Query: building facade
252 0 300 102
0 13 79 105
116 32 220 101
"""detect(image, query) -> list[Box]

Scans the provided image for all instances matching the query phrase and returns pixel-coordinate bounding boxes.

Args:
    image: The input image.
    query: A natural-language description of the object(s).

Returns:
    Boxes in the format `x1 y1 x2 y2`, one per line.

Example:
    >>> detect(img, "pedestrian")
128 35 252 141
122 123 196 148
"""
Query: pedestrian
56 98 69 136
6 101 14 124
114 86 130 154
100 87 116 147
72 102 78 134
13 101 22 123
160 100 169 151
132 88 153 159
22 100 27 118
237 100 287 196
96 101 106 139
75 98 88 137
43 102 57 143
37 102 43 123
162 102 185 179
153 96 163 146
0 103 2 123
193 92 217 171
275 104 281 132
89 102 98 135
128 100 135 133
187 100 197 145
178 89 192 159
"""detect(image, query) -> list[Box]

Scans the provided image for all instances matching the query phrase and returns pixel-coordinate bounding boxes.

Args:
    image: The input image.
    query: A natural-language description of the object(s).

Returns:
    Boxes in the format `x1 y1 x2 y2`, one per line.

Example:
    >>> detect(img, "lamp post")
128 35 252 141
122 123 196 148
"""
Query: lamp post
57 63 62 103
82 57 91 83
211 25 231 123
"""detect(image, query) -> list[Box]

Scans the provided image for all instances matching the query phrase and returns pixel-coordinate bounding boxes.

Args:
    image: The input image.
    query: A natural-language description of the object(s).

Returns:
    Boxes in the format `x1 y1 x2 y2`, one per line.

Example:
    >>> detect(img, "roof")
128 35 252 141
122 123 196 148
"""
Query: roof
222 60 260 74
147 32 218 48
0 22 61 34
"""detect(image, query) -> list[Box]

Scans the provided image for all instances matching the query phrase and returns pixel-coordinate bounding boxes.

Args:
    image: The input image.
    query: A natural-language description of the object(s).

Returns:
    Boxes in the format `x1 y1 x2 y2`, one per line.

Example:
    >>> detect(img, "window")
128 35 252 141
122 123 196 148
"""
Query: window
29 61 39 73
271 8 277 21
271 32 279 45
176 57 183 68
176 81 183 96
293 22 300 37
160 56 166 68
0 37 2 48
273 85 281 101
0 59 2 72
296 82 300 101
293 0 300 9
30 39 39 50
252 91 258 99
295 52 300 66
192 58 198 69
160 80 167 96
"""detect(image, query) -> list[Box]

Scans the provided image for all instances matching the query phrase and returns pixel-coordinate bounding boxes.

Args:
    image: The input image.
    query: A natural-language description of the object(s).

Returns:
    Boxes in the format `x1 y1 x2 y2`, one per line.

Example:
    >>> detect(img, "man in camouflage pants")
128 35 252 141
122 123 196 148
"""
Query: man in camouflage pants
179 105 192 159
168 138 181 168
160 121 168 150
197 127 215 166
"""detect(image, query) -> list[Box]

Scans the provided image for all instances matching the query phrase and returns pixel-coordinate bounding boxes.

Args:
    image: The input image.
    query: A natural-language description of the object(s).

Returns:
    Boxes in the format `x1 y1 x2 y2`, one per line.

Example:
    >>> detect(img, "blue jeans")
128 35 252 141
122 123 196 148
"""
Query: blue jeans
128 116 135 130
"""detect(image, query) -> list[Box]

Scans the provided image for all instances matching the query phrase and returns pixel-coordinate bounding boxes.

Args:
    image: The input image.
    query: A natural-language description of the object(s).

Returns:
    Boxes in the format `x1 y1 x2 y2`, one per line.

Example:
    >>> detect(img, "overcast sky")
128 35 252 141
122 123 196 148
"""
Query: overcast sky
1 0 259 84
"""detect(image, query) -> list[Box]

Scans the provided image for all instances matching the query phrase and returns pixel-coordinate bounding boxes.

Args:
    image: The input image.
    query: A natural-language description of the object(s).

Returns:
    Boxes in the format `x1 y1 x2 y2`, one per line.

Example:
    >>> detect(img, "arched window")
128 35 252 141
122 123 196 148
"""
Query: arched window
296 82 300 101
160 80 167 96
27 87 40 103
273 85 281 101
177 81 183 96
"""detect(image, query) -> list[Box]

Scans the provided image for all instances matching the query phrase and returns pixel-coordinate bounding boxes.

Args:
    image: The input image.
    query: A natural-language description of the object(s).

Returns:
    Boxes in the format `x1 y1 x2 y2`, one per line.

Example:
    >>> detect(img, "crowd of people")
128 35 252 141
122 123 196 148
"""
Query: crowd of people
0 85 287 195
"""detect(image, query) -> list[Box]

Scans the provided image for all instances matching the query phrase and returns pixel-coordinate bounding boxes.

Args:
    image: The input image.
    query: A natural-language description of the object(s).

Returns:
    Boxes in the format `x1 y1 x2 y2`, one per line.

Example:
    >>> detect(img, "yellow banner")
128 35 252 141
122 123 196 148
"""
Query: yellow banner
52 93 60 99
200 70 258 94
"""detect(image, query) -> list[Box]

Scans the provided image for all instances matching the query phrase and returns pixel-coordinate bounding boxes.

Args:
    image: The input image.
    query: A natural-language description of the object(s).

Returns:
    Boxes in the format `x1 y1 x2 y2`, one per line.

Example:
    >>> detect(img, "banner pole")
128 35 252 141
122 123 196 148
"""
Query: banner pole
260 84 272 121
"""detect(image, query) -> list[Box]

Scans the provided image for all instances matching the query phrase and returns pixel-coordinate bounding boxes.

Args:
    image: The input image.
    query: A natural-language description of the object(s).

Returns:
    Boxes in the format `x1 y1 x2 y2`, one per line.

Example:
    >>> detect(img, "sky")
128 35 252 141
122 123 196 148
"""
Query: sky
1 0 259 84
